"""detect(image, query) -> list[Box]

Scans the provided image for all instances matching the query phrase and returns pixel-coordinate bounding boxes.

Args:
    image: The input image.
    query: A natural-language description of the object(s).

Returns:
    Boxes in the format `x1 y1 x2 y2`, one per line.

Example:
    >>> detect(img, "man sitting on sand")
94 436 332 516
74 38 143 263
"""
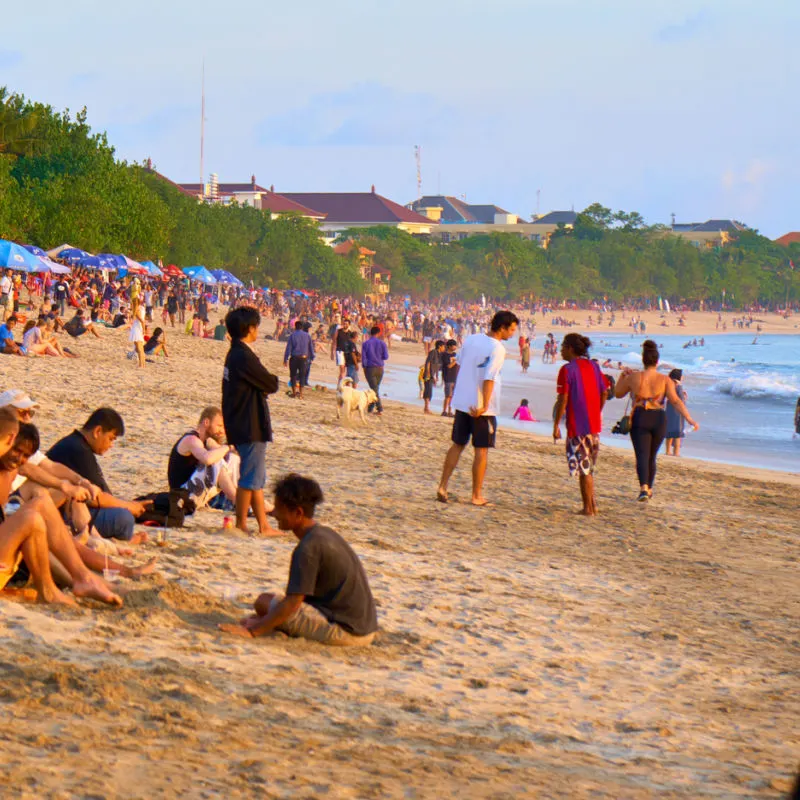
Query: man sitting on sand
0 408 77 605
168 406 240 510
0 315 25 356
47 408 152 543
0 420 125 605
219 474 378 646
64 309 101 339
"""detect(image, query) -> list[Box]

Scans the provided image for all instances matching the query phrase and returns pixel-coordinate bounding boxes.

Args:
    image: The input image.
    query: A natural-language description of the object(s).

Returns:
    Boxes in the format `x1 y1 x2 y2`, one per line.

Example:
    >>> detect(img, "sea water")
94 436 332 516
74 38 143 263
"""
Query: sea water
381 334 800 473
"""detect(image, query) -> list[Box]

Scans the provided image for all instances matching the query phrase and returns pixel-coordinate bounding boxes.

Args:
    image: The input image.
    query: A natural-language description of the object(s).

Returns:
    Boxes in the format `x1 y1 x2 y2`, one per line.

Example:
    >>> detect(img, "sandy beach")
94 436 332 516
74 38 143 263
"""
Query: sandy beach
1 321 798 799
528 309 799 337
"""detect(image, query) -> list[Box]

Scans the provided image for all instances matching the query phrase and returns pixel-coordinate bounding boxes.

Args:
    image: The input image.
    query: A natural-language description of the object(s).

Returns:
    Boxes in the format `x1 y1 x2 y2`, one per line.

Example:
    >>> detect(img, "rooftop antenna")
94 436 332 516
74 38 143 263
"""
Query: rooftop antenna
200 58 206 199
671 211 676 227
536 188 541 217
414 145 422 201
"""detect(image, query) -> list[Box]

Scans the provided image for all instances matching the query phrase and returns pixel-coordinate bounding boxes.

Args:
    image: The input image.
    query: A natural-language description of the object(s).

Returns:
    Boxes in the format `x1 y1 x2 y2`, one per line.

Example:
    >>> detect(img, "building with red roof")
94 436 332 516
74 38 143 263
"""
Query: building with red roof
775 232 800 247
278 186 438 243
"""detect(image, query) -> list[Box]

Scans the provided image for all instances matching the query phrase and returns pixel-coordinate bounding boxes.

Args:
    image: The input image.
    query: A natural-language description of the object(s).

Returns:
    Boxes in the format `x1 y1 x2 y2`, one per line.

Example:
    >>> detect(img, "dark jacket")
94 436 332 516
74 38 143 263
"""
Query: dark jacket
222 339 279 445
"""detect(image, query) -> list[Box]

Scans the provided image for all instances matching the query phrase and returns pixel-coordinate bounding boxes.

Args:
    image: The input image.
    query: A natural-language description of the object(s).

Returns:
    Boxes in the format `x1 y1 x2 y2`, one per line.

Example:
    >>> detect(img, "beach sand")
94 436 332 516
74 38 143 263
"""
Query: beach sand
529 309 799 337
0 321 798 798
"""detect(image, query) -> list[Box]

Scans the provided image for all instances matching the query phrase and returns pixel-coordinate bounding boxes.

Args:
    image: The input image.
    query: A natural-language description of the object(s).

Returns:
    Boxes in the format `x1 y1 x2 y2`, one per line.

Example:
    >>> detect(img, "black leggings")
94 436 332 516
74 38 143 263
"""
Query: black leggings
630 408 667 488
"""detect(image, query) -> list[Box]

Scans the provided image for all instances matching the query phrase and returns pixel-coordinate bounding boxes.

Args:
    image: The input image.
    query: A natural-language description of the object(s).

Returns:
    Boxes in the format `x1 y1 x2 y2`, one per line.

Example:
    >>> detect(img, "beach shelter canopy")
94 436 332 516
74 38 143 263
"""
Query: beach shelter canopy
21 245 71 274
0 239 46 272
162 263 183 278
183 265 217 285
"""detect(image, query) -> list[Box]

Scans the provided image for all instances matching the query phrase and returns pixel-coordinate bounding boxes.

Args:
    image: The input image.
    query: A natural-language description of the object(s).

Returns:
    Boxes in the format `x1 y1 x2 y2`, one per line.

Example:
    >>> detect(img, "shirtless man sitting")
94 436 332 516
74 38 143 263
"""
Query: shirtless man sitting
167 406 240 510
0 418 124 606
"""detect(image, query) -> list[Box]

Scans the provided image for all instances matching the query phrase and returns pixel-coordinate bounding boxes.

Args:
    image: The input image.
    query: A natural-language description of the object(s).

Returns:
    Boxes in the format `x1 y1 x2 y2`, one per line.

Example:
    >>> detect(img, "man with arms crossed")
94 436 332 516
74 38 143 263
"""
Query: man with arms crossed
168 406 240 510
222 307 280 535
436 311 518 507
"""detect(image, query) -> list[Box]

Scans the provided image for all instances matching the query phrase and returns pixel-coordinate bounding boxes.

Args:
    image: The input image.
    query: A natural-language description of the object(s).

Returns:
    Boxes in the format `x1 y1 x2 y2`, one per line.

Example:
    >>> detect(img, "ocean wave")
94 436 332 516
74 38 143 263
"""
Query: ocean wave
711 374 800 402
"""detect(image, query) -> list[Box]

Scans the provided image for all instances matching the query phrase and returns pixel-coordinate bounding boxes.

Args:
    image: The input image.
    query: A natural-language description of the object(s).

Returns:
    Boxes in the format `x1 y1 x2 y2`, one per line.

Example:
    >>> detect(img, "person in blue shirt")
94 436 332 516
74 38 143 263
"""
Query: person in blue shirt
0 315 25 356
361 326 389 415
283 320 315 399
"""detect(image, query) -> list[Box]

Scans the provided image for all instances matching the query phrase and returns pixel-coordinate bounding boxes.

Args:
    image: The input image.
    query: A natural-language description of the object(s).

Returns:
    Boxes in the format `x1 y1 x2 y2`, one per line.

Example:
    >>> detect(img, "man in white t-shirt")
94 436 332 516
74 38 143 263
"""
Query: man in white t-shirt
436 310 519 507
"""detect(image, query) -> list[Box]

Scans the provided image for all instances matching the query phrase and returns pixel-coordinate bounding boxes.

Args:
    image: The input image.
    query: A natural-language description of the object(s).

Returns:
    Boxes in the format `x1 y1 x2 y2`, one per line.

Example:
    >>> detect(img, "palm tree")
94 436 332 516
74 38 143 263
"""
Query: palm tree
0 87 40 157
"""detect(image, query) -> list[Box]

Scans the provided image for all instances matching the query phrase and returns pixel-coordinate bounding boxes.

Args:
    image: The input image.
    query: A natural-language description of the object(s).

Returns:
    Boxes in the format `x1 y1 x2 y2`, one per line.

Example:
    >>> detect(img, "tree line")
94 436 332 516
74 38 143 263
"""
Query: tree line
1 88 797 306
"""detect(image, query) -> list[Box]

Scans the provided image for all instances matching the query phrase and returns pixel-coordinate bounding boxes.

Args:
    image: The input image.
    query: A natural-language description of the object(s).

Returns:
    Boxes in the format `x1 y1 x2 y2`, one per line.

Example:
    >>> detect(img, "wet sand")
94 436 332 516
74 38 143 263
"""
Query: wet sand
0 321 798 798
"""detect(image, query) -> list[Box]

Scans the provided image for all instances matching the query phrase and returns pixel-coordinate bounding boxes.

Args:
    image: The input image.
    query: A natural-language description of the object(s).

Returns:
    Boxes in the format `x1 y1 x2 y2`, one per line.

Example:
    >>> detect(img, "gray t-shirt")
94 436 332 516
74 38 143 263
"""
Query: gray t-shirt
286 524 378 636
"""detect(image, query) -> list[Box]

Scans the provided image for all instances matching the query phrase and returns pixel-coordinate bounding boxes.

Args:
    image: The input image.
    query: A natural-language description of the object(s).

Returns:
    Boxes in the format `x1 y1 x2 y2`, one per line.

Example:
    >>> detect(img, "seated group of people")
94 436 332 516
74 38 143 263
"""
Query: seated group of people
0 389 377 646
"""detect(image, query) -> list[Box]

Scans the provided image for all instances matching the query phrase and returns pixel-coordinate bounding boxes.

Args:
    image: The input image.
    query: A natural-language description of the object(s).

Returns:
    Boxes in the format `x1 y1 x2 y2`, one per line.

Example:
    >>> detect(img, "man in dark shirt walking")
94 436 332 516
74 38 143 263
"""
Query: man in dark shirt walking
219 474 377 645
422 340 445 415
222 306 281 535
282 320 315 399
361 325 389 415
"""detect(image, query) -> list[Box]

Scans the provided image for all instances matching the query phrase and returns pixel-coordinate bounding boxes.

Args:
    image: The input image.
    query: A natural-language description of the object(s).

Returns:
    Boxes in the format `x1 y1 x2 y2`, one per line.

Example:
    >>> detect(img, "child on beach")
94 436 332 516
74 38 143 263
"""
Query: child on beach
512 399 538 422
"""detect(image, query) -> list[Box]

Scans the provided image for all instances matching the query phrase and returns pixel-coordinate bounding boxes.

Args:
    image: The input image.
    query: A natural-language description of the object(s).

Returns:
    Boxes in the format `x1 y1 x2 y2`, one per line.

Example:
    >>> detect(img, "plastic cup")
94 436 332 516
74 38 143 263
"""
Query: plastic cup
103 569 121 583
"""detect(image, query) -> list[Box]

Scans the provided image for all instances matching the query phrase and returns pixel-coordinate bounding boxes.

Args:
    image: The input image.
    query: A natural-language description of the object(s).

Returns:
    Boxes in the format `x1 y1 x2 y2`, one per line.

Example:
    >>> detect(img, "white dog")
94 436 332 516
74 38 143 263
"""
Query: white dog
336 378 378 423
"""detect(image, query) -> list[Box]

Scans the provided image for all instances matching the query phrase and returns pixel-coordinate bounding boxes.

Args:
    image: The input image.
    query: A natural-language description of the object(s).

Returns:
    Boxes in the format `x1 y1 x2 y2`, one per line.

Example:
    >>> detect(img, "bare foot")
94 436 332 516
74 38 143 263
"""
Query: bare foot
471 498 495 508
436 489 448 503
121 557 158 579
129 532 149 545
37 586 78 607
255 525 283 537
73 576 123 607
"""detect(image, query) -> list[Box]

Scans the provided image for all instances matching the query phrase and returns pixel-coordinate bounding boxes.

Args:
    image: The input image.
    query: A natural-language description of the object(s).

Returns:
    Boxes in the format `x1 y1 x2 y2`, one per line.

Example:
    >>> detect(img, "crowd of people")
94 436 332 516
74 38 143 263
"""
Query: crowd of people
5 268 762 647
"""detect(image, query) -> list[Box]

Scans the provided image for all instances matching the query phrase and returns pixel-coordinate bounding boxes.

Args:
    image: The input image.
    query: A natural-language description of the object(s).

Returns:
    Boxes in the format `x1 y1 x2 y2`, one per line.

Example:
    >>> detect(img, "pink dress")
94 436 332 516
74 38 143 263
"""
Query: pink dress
513 405 536 421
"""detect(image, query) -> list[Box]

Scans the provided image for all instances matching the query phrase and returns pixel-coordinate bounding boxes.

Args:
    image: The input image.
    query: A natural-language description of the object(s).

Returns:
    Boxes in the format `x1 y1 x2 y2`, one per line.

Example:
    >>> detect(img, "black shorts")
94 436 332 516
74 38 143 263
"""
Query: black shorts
451 411 497 449
423 379 435 400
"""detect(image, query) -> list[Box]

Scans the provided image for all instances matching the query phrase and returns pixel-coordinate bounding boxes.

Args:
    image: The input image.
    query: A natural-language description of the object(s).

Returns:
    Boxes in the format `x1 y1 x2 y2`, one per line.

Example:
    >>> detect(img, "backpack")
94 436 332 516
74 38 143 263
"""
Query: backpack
134 489 196 528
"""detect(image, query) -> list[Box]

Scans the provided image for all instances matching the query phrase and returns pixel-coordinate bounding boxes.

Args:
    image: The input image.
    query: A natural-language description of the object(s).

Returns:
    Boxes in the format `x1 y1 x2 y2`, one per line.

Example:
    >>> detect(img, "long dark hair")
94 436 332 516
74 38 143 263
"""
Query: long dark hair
642 339 659 367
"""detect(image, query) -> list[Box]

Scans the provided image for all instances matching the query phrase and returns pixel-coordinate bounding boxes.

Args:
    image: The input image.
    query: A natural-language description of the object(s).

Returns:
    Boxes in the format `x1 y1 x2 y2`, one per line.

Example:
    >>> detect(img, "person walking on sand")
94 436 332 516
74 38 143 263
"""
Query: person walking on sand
665 368 688 456
552 333 607 516
614 339 699 501
361 325 389 415
222 306 282 536
436 311 519 507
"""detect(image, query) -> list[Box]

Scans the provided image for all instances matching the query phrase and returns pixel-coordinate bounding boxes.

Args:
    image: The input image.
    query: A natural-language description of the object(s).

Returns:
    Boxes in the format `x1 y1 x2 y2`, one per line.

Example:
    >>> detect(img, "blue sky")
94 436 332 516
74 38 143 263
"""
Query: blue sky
2 0 798 236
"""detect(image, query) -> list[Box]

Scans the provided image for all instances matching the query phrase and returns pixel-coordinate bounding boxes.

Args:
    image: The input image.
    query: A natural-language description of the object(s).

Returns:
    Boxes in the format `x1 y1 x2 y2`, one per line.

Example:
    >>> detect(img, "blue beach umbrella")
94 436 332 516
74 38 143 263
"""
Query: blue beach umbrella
0 239 47 272
140 260 163 277
183 266 217 285
22 244 49 259
55 247 93 264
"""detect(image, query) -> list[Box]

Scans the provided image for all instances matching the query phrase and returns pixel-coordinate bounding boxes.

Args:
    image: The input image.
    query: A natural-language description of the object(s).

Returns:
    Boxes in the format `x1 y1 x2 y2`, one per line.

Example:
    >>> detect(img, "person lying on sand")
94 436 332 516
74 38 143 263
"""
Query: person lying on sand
219 474 378 646
46 408 152 544
0 420 124 606
168 406 240 512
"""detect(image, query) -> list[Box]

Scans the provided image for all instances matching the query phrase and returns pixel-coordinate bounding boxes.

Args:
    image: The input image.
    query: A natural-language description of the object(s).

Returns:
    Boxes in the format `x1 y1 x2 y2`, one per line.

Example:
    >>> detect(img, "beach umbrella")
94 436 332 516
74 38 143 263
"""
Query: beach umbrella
211 269 243 286
183 265 217 285
118 255 148 275
140 260 163 277
0 239 47 272
22 244 49 259
162 263 183 278
98 253 128 270
40 259 71 274
75 254 116 270
46 243 80 259
56 247 94 264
